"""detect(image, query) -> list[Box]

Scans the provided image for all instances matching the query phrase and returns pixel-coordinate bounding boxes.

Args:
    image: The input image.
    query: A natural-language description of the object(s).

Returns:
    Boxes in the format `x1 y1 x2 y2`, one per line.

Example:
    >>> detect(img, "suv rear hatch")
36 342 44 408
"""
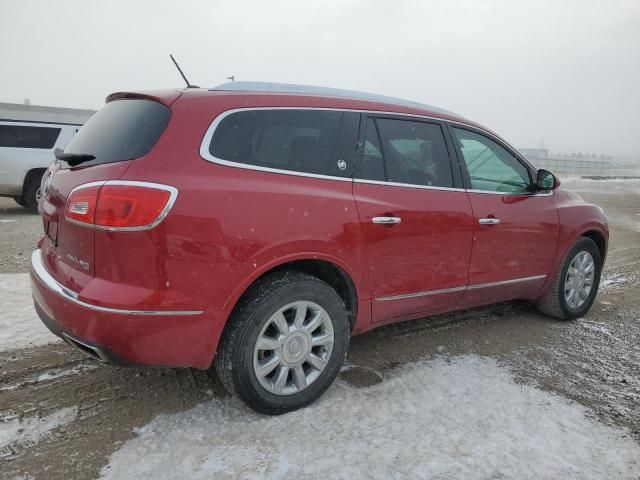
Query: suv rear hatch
38 93 177 291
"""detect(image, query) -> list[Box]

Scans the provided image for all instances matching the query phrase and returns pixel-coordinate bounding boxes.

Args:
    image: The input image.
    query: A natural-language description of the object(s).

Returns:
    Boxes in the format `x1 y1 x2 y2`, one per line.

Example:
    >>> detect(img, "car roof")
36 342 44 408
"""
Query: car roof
210 81 463 118
107 82 486 130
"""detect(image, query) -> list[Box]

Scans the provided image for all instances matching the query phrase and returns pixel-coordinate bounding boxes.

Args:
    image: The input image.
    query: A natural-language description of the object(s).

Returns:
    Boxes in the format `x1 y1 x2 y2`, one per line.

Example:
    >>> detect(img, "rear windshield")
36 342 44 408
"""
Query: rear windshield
0 124 61 149
62 99 170 167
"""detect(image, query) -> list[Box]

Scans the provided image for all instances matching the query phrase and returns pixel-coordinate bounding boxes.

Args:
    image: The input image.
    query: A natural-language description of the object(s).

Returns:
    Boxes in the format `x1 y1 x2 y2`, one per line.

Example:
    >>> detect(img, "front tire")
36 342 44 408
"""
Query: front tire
215 271 350 415
537 237 601 320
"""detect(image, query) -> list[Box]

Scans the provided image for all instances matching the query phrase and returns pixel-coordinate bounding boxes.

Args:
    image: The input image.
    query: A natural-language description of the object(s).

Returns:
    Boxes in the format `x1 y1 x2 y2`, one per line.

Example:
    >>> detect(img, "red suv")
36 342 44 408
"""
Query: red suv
31 82 608 414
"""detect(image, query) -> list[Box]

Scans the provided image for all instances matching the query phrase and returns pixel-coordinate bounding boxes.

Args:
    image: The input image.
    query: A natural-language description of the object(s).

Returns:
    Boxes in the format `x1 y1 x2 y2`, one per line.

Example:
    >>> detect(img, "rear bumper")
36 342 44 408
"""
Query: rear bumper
30 249 226 369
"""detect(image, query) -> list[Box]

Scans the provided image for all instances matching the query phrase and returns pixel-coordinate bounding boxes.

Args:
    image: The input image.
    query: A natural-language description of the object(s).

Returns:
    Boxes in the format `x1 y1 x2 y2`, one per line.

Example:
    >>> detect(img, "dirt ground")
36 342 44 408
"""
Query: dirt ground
1 178 639 479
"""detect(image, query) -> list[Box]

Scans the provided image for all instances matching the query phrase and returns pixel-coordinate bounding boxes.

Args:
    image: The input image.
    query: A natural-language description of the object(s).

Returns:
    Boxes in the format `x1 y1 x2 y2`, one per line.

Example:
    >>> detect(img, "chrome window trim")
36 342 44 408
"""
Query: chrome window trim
199 107 354 183
199 107 552 196
64 180 179 231
374 274 547 302
354 178 466 193
200 107 473 183
465 188 554 197
31 250 203 316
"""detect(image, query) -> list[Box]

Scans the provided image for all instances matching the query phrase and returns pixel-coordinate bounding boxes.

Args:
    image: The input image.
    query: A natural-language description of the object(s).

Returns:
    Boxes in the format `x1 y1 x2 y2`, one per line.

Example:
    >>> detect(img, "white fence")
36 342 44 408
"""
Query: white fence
531 158 608 175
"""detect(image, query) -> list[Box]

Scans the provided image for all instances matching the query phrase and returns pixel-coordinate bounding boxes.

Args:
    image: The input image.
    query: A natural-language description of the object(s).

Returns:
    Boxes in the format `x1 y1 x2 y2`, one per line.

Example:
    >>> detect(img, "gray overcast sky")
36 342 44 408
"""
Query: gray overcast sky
1 0 639 154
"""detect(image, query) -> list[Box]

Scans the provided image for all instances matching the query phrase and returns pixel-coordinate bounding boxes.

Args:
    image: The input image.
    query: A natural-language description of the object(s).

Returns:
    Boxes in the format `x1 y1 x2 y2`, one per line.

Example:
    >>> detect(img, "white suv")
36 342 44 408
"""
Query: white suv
0 121 80 211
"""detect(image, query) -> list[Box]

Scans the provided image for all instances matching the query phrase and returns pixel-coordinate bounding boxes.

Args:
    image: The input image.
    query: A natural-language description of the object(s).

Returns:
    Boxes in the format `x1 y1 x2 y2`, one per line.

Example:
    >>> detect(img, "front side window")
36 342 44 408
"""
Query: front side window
359 117 453 188
452 128 531 193
0 125 61 149
209 109 352 177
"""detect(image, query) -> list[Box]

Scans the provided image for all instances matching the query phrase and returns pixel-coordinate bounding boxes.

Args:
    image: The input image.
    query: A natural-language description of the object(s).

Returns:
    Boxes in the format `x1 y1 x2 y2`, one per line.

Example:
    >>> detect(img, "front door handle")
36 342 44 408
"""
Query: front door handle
479 218 501 225
372 216 402 225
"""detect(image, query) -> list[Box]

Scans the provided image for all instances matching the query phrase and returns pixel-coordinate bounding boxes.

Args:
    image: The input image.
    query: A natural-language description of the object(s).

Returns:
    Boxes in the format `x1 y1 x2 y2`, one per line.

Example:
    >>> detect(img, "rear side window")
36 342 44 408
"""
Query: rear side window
62 99 170 167
209 109 353 177
361 118 385 181
0 125 61 149
359 117 453 188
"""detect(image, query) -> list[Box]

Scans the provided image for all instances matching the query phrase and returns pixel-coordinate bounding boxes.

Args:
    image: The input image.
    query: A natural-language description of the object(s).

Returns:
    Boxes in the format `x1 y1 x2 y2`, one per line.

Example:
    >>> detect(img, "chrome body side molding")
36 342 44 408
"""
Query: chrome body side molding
376 285 467 302
374 275 547 302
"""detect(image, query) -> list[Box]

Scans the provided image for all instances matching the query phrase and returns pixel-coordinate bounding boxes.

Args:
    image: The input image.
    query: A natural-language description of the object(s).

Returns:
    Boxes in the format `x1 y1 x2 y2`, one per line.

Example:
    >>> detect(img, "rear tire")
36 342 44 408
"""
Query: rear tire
23 174 43 213
537 237 601 320
215 271 350 415
14 196 27 207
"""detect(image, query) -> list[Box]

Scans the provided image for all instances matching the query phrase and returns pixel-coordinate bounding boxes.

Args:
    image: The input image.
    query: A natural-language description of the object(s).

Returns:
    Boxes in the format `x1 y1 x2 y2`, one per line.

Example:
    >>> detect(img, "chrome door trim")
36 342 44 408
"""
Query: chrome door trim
375 285 467 302
466 274 547 290
31 250 203 316
373 274 547 302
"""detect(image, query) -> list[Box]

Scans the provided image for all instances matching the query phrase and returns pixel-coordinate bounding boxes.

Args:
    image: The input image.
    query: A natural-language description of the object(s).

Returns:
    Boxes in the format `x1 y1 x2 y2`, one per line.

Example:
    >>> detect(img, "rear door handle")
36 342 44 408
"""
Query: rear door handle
479 218 501 225
372 216 402 225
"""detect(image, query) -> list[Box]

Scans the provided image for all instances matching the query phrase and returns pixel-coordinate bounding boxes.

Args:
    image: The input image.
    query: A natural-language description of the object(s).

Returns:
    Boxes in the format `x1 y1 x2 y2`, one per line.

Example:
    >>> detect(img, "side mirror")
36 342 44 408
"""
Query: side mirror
536 169 560 190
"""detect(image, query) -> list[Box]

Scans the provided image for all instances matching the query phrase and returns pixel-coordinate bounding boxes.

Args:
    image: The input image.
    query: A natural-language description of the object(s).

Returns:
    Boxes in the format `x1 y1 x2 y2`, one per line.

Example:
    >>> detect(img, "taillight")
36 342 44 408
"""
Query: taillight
65 181 176 230
65 185 100 225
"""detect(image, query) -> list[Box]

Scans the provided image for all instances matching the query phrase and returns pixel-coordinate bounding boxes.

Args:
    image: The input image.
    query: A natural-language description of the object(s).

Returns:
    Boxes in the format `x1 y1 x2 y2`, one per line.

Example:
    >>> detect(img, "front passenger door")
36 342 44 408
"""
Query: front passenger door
450 126 559 306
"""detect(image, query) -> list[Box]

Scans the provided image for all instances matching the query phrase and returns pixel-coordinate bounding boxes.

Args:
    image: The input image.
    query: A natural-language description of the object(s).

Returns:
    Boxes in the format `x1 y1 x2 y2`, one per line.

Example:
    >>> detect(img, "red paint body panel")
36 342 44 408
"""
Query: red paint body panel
30 87 609 369
31 267 223 368
463 192 560 306
353 182 473 322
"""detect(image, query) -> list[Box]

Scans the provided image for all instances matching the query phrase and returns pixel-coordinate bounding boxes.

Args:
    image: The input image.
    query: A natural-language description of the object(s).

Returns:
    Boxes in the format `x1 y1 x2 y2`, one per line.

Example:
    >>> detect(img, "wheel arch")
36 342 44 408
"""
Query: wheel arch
223 256 360 331
581 229 607 266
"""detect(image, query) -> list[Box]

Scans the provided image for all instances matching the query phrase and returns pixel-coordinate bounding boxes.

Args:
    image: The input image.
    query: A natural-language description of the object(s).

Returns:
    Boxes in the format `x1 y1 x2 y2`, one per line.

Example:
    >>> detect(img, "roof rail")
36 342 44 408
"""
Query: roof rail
210 81 460 117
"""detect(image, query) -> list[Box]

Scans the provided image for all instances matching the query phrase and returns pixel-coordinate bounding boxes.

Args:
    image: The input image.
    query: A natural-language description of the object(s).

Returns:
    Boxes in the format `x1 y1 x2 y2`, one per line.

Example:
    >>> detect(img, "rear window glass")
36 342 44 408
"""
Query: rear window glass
209 109 347 177
62 99 170 167
358 117 453 188
0 125 61 149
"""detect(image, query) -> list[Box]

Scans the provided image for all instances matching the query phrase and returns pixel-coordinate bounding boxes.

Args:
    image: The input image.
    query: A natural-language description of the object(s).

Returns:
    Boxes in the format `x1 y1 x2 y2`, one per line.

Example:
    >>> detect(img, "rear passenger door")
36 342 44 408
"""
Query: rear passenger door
353 115 474 323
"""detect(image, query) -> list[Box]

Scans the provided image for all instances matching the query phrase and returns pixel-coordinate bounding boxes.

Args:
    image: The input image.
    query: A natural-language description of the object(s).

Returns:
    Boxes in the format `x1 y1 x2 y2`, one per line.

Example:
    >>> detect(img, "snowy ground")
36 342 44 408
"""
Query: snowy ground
100 356 640 480
0 273 59 352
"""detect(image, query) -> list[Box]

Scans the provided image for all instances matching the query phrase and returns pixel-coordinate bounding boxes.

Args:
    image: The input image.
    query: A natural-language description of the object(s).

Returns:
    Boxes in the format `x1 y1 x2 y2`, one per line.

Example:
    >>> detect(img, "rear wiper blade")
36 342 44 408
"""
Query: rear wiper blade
54 148 96 167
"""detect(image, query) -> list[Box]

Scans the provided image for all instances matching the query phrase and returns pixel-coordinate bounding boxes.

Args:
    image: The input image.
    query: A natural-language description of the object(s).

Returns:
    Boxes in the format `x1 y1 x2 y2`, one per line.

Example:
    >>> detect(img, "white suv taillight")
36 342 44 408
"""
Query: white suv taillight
65 181 177 230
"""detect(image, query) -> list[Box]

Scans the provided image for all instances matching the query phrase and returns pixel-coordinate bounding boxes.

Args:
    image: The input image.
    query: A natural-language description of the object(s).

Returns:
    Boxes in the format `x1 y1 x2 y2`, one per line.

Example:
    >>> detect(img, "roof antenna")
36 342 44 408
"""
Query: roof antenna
170 54 199 88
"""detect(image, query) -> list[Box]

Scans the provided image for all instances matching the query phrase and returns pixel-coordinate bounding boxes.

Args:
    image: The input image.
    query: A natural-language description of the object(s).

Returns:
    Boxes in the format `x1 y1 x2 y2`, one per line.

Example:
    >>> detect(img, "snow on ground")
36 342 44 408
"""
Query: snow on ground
0 363 99 392
0 407 77 451
101 356 640 480
0 273 59 352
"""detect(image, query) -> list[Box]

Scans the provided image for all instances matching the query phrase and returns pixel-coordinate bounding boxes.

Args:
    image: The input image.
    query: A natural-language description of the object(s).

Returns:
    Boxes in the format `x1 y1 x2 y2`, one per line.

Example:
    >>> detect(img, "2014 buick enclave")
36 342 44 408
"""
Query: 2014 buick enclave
31 82 608 414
